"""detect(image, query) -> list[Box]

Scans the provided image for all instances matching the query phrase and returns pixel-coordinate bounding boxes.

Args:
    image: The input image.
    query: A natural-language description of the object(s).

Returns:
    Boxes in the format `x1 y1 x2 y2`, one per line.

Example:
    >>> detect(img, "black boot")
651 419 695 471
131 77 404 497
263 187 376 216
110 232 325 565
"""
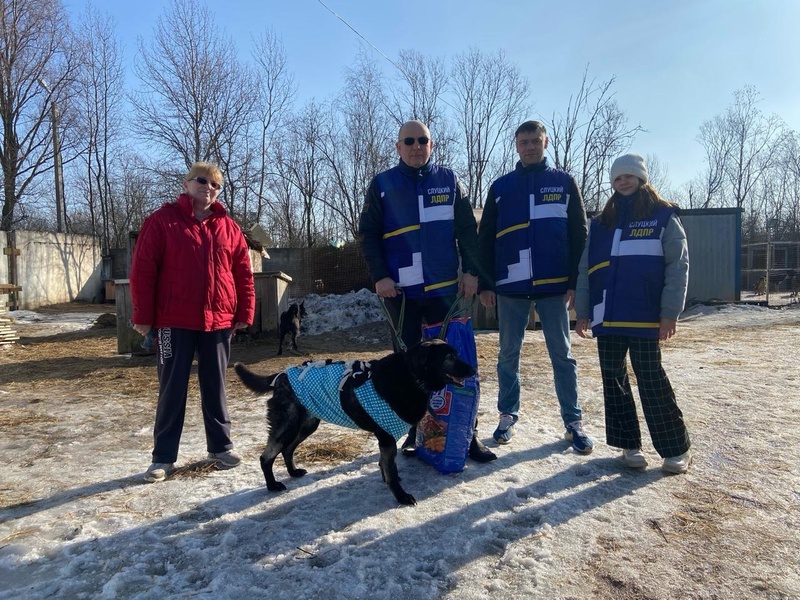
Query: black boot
469 420 497 462
401 425 417 457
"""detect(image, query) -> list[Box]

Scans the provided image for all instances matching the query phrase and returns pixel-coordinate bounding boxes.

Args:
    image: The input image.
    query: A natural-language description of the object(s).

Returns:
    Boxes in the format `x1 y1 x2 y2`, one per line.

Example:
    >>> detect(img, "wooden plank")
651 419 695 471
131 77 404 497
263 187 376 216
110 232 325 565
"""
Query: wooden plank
114 280 144 354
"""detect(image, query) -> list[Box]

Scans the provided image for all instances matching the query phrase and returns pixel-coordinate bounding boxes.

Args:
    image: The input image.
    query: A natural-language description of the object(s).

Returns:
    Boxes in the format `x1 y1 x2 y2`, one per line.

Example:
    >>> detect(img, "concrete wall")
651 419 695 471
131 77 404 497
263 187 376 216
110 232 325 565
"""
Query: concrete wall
1 231 104 309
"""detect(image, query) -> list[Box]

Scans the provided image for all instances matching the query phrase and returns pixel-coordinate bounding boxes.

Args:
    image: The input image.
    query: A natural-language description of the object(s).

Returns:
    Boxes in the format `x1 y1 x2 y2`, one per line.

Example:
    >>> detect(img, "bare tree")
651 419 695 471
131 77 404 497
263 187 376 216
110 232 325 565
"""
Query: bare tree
275 102 331 247
130 0 252 170
697 86 784 214
73 5 124 254
385 49 459 167
451 48 531 207
644 153 672 196
248 28 295 227
547 68 643 212
0 0 77 230
317 51 394 240
696 114 731 208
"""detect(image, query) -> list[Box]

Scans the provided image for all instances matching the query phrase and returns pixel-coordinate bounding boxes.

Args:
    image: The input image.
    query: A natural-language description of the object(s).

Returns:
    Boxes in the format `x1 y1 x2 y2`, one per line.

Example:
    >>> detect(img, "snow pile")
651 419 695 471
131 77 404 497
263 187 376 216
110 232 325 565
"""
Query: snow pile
295 288 385 335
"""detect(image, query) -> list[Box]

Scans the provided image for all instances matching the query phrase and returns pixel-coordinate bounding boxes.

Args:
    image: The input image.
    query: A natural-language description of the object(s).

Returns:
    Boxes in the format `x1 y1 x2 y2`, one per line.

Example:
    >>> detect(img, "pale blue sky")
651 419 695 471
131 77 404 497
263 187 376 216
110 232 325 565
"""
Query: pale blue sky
66 0 800 187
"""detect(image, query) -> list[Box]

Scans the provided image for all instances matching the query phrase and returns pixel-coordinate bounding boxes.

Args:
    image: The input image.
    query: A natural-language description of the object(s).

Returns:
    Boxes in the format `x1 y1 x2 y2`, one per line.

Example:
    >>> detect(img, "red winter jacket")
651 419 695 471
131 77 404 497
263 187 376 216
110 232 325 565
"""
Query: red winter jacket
130 194 255 331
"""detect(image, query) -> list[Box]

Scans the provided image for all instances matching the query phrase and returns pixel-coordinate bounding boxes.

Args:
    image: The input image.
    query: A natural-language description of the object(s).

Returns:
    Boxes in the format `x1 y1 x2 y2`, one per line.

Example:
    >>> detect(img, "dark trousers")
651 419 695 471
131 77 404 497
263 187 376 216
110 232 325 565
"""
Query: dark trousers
597 335 690 458
152 327 234 463
383 294 457 351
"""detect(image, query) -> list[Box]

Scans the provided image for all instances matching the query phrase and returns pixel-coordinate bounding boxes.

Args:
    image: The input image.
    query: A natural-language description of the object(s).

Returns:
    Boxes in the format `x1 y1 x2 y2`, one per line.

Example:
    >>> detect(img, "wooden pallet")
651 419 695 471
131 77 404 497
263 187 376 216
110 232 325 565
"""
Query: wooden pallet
0 293 19 345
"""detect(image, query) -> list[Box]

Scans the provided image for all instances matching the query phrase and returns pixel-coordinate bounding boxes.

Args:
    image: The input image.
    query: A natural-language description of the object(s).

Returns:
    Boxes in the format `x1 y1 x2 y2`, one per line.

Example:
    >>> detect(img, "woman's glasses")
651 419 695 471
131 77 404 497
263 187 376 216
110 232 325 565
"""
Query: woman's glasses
189 176 222 190
401 136 430 146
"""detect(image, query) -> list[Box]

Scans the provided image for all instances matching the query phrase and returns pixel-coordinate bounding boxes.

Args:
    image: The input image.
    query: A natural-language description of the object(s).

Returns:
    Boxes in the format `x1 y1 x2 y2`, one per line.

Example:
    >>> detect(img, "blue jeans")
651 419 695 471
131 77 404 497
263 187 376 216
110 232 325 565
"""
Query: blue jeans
496 294 582 426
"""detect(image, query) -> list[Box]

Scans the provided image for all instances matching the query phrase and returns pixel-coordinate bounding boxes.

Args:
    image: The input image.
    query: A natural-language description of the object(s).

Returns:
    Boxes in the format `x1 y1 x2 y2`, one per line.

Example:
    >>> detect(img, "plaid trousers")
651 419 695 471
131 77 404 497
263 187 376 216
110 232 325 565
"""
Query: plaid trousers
597 335 690 458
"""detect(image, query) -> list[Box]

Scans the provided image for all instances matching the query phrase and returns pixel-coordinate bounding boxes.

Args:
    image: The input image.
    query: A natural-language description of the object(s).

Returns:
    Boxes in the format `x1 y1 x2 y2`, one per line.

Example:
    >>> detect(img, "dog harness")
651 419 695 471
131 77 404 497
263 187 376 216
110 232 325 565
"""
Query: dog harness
283 360 409 440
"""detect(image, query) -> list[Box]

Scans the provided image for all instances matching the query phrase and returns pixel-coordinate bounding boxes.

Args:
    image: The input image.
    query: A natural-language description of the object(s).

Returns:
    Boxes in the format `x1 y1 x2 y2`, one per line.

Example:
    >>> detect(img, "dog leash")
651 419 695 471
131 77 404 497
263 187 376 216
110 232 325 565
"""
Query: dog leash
379 289 473 349
378 288 408 352
437 292 470 340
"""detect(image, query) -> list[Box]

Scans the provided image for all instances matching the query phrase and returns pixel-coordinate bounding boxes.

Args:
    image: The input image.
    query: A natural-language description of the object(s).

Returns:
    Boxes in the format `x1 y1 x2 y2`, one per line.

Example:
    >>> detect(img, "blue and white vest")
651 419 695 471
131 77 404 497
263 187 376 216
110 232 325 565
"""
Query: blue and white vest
587 204 676 338
491 163 571 295
377 164 459 299
284 360 409 440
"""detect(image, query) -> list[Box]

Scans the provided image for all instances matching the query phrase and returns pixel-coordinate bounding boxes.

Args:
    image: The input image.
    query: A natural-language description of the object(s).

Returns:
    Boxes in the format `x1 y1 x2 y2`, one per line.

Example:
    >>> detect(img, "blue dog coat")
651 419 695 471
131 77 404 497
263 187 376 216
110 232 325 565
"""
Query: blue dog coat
284 360 409 440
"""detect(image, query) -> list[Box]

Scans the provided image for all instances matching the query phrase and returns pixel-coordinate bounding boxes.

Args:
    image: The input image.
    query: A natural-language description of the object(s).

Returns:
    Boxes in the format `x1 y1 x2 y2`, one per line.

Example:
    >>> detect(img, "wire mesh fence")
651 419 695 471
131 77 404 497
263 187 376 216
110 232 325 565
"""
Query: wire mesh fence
741 241 800 305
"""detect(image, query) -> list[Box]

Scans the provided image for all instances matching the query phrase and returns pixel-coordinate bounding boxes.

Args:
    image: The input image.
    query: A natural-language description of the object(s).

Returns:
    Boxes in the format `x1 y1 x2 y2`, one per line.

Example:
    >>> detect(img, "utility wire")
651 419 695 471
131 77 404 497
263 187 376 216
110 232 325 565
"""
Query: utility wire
315 0 412 82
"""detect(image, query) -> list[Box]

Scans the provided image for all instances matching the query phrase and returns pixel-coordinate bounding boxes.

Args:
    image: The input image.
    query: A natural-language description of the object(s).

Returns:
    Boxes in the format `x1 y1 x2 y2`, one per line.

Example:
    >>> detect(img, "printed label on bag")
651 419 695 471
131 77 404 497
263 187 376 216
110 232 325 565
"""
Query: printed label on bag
429 388 452 415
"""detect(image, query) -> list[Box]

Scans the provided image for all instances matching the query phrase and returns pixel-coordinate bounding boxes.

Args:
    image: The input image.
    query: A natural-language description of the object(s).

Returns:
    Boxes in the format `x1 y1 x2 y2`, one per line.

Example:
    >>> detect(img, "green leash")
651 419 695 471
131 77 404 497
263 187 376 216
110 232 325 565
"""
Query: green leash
379 289 408 352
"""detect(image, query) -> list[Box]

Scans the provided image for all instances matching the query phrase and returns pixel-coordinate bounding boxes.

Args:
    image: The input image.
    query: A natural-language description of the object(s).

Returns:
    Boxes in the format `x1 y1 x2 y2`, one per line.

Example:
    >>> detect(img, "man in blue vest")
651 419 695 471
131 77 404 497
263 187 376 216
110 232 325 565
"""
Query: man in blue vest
359 119 496 462
478 120 594 454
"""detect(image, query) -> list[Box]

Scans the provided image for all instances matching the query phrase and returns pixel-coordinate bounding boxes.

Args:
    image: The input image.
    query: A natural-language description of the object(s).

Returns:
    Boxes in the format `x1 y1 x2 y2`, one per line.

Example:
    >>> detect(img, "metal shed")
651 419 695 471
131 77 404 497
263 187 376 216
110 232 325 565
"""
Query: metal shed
680 208 742 304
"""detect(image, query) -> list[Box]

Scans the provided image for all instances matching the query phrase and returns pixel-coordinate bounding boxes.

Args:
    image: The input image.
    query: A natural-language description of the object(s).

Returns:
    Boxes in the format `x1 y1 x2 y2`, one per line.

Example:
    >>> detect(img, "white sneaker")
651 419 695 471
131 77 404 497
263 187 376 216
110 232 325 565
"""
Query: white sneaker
144 462 174 483
208 449 242 469
662 451 692 474
622 448 648 469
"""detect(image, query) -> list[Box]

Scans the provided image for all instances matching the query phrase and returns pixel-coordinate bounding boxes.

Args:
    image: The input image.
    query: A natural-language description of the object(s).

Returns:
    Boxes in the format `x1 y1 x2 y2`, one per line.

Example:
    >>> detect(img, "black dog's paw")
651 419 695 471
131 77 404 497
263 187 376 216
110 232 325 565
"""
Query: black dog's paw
396 492 417 506
288 468 307 478
267 481 287 492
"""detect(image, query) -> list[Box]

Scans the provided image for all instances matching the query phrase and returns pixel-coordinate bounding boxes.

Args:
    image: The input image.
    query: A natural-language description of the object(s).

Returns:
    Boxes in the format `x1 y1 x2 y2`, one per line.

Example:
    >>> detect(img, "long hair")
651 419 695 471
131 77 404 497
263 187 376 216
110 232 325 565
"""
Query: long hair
599 182 678 228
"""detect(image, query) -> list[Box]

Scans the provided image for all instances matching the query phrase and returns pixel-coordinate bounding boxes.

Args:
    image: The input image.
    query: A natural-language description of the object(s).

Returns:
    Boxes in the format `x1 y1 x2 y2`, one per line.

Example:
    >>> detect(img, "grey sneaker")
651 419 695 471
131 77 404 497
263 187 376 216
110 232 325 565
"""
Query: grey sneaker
208 449 242 469
662 451 692 474
492 413 518 444
144 462 174 483
622 448 648 469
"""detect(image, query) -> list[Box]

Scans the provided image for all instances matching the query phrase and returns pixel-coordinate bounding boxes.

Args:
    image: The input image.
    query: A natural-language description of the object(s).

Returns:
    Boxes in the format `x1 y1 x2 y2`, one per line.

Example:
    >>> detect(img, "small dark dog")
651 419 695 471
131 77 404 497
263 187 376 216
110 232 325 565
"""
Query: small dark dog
277 301 307 355
235 339 476 505
785 270 799 302
754 276 766 296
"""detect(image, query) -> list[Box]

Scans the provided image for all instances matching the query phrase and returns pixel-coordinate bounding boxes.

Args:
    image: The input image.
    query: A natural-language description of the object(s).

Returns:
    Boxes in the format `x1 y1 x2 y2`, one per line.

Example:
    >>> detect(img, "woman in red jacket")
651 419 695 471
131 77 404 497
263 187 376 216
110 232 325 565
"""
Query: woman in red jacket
130 162 255 483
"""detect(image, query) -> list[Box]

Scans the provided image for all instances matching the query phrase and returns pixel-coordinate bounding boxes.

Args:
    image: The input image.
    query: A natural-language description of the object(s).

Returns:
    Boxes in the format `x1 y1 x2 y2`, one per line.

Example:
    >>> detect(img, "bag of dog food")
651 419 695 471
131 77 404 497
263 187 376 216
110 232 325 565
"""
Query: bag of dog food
416 317 480 474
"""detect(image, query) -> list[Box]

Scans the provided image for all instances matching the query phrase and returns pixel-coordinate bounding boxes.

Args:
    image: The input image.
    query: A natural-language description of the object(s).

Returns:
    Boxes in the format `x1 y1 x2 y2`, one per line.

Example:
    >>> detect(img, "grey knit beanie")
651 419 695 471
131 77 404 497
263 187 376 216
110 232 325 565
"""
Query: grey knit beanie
609 153 648 184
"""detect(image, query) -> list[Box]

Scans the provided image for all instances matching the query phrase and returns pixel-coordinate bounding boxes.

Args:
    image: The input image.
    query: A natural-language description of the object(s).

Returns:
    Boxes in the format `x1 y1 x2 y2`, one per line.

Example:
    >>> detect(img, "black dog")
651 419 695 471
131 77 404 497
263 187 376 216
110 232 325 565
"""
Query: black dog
235 339 476 505
277 301 307 355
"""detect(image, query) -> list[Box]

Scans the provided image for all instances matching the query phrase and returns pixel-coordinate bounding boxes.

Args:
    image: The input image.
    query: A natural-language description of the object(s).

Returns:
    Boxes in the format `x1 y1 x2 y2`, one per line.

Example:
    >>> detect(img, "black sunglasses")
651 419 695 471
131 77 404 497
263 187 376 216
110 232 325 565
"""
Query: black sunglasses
189 176 222 190
401 136 430 146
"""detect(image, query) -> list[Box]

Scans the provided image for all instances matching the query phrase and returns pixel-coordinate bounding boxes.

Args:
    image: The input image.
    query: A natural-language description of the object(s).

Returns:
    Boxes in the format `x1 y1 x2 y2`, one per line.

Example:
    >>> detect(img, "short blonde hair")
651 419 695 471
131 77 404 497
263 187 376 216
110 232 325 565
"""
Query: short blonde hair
185 161 223 187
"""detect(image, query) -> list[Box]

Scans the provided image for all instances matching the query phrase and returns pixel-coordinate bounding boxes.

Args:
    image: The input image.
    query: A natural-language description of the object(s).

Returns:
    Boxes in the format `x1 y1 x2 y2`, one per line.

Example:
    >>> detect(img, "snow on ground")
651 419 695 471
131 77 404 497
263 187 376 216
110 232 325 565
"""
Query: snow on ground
1 298 799 599
295 289 385 335
6 311 107 336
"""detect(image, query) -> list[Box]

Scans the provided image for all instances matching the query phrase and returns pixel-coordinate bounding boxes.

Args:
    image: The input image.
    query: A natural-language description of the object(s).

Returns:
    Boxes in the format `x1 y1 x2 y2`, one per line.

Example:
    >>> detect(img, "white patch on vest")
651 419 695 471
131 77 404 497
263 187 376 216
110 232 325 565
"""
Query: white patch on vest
418 193 454 223
496 248 532 285
531 202 568 220
616 238 664 257
592 289 607 327
397 252 424 286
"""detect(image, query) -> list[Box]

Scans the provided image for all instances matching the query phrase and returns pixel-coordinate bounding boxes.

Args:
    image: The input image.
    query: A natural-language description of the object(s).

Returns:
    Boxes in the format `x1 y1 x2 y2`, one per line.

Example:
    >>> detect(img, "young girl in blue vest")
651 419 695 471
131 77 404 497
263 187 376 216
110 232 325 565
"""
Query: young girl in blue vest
575 154 691 474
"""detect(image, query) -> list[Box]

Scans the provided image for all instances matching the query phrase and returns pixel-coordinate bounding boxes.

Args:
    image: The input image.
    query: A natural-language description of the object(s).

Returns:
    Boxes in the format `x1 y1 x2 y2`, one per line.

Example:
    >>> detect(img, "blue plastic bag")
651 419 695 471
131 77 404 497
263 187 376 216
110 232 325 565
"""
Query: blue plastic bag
415 317 480 474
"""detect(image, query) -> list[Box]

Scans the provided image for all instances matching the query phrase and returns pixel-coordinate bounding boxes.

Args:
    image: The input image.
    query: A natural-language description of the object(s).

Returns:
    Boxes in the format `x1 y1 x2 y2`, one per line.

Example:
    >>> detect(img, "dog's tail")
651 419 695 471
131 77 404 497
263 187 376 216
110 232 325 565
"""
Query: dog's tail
234 362 282 394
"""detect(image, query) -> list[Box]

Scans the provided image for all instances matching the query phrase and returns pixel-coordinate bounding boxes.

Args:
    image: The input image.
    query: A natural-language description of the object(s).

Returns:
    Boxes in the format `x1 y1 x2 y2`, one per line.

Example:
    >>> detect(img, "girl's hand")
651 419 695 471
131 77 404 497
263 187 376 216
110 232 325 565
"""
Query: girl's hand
659 318 677 340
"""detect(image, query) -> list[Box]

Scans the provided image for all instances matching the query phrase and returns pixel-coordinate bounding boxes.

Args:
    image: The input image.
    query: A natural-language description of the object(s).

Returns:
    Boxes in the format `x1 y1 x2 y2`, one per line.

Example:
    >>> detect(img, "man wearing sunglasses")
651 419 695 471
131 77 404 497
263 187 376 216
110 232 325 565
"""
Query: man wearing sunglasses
359 120 496 463
130 161 255 483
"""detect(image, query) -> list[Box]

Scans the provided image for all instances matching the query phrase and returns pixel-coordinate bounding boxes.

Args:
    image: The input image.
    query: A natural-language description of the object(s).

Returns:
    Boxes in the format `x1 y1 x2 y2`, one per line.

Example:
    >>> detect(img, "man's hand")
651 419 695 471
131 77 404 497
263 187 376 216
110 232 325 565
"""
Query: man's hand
459 273 478 299
564 289 576 311
133 323 151 336
375 277 398 298
659 317 677 341
575 318 590 338
233 322 249 331
479 290 496 308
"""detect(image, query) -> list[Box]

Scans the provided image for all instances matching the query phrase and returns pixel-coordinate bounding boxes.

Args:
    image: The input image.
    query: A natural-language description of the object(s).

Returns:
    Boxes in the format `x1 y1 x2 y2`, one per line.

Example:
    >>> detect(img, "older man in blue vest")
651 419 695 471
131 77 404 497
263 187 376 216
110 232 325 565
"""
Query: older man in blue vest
478 120 594 453
359 119 496 462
